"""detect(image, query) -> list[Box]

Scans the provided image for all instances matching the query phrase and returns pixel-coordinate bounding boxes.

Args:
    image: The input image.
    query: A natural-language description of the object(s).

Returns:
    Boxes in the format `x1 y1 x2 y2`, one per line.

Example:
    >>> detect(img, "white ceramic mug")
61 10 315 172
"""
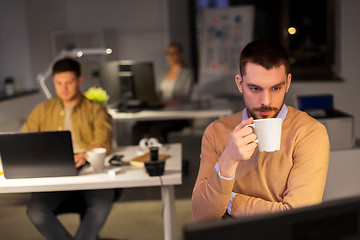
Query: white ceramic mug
246 118 282 152
86 147 107 172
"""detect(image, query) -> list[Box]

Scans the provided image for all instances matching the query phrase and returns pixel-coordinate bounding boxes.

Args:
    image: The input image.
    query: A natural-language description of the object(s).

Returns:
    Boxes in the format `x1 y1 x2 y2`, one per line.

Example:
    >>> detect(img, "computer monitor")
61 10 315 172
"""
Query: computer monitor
183 196 360 240
296 94 334 111
100 60 158 108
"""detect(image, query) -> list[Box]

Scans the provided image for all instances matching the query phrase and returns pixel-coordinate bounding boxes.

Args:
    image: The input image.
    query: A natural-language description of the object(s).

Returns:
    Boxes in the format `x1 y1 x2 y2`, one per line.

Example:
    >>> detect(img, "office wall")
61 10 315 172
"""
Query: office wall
25 0 169 90
24 0 67 93
65 0 169 72
167 0 193 68
1 0 170 94
0 0 359 138
288 0 360 138
0 0 33 92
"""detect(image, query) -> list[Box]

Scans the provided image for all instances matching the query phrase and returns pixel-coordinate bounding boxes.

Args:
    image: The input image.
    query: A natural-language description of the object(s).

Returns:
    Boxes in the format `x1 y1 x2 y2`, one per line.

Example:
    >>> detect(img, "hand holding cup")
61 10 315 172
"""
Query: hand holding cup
245 118 282 152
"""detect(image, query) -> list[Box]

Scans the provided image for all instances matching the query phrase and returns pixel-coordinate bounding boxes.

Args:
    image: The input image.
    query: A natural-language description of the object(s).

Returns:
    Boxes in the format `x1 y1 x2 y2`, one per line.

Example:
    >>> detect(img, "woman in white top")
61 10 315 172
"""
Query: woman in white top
133 42 194 144
158 42 194 103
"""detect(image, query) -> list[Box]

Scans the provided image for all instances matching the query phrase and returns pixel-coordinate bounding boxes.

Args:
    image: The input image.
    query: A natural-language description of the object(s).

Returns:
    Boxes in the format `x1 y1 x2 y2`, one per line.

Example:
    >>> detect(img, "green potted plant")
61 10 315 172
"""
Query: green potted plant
84 87 110 104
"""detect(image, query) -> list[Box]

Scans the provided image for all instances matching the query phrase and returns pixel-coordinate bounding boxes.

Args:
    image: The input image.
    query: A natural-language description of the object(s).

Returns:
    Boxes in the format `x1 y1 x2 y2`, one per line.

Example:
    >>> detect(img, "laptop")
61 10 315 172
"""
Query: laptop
0 131 77 179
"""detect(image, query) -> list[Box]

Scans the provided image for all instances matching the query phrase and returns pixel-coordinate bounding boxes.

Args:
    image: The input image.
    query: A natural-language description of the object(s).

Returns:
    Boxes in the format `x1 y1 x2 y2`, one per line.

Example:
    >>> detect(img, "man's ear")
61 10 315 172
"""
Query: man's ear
235 74 244 94
285 73 291 93
78 76 83 85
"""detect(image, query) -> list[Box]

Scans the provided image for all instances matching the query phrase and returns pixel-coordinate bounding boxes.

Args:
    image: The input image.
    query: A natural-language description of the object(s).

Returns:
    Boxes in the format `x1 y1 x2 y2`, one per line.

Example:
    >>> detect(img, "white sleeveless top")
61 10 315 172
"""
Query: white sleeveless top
160 77 176 100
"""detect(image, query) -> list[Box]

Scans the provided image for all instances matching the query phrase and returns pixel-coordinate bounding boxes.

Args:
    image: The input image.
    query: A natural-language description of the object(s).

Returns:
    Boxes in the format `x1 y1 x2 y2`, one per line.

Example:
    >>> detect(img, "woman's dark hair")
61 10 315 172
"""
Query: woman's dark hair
168 42 184 54
167 42 185 66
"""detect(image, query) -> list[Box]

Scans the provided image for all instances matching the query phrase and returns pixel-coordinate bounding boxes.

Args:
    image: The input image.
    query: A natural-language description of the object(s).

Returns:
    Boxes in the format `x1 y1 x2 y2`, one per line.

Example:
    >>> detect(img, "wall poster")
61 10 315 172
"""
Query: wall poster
198 5 255 96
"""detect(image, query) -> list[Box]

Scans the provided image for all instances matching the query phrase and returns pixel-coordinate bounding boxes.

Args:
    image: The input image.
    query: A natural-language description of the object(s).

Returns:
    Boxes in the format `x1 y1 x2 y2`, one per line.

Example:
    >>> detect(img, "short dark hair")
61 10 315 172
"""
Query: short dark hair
52 58 81 77
239 40 289 76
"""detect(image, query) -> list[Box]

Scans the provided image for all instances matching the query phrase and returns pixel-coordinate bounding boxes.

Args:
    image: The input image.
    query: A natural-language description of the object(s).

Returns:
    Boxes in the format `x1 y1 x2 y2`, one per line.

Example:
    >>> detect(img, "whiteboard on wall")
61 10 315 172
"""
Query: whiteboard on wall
198 5 255 96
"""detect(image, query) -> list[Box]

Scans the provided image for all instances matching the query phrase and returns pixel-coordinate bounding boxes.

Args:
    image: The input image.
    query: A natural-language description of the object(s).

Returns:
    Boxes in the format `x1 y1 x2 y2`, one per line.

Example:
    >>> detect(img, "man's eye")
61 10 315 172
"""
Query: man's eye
251 87 261 92
272 86 281 91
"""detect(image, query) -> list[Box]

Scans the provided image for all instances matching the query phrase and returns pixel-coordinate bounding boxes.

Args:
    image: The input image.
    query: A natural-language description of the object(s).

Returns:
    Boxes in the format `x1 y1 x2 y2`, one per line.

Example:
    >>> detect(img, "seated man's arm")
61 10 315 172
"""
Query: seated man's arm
20 104 42 132
230 123 330 216
191 153 235 221
89 103 113 153
192 118 256 222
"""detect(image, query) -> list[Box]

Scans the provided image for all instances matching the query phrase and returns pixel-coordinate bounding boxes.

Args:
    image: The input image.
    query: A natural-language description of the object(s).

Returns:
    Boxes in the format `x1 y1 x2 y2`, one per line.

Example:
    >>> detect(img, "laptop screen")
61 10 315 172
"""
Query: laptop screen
0 131 77 179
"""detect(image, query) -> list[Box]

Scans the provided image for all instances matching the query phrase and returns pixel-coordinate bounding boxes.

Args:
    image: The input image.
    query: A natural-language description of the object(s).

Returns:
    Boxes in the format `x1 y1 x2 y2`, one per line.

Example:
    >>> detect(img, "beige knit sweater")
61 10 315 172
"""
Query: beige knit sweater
192 106 330 222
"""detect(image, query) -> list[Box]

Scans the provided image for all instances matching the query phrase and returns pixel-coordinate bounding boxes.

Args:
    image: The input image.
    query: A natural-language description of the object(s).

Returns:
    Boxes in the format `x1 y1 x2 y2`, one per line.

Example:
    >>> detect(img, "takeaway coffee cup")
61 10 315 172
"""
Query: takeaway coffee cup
246 118 282 152
86 147 107 172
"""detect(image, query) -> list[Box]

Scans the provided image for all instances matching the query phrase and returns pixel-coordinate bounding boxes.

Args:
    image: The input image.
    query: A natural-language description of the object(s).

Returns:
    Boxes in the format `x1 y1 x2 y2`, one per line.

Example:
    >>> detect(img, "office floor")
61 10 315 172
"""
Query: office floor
0 130 202 240
0 195 193 240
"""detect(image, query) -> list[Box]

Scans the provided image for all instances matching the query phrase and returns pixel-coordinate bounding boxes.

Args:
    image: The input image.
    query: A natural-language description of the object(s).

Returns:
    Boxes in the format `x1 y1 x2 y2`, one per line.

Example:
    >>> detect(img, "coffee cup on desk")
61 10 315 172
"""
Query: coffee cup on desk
86 148 107 172
246 118 282 152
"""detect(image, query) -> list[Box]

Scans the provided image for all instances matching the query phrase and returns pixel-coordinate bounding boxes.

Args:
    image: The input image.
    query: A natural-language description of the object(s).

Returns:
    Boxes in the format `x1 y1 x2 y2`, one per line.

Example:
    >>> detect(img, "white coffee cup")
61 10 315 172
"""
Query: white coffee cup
86 147 107 172
246 118 282 152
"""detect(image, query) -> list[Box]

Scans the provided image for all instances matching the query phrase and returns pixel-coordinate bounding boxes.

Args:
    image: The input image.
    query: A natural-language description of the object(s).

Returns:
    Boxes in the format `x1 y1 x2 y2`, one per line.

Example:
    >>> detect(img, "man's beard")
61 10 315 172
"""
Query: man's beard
248 106 279 119
248 105 281 119
244 95 285 119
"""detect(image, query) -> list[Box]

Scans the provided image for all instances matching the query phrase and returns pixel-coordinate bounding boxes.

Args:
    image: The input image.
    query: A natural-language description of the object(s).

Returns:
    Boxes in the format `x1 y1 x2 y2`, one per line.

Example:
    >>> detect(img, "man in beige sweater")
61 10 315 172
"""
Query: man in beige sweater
21 58 115 240
192 40 330 222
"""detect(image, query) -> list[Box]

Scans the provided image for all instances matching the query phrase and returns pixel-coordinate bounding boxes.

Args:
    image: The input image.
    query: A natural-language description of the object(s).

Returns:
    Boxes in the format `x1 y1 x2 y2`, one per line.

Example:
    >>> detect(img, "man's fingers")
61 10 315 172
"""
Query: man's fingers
74 154 86 168
234 117 254 131
243 131 257 144
241 141 257 155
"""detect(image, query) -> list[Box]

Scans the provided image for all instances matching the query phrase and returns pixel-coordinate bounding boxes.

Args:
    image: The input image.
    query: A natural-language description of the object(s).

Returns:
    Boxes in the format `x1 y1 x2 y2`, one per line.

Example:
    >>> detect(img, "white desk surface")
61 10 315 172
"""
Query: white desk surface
0 143 182 240
0 143 182 193
108 100 233 122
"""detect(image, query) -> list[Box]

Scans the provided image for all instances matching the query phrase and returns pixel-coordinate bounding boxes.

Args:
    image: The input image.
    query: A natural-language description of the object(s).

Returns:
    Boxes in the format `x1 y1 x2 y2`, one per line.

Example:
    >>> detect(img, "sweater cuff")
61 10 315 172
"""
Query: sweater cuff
226 192 237 215
208 166 236 195
214 162 235 180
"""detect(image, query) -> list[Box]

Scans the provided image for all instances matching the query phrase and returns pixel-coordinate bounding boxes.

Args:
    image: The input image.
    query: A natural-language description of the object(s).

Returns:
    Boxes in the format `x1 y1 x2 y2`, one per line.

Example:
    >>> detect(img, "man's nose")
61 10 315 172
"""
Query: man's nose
260 91 271 106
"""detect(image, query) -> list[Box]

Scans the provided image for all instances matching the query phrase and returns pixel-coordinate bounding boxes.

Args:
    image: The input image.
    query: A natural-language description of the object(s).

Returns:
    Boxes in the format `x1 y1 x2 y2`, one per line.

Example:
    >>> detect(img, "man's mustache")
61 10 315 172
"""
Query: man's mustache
253 106 278 111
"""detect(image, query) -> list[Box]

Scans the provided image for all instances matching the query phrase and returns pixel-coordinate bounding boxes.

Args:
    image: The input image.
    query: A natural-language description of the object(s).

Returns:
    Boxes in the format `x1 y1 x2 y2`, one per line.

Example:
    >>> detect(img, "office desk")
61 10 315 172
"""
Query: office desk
109 100 233 146
108 100 233 122
0 143 182 240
